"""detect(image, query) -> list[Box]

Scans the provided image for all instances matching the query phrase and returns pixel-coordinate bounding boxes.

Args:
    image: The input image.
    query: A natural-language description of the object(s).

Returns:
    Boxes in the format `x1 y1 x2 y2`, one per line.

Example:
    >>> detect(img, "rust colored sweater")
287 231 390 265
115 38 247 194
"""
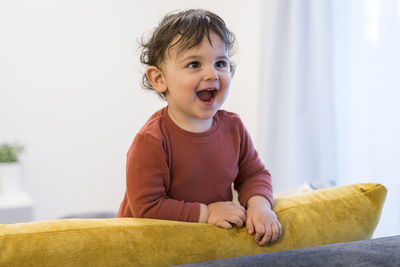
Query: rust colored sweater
118 107 273 222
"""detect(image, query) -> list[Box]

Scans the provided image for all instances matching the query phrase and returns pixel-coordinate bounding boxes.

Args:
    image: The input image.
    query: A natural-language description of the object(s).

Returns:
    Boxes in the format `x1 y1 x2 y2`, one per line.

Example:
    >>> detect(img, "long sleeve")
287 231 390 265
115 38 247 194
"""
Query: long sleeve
120 133 200 222
118 107 273 221
234 123 273 208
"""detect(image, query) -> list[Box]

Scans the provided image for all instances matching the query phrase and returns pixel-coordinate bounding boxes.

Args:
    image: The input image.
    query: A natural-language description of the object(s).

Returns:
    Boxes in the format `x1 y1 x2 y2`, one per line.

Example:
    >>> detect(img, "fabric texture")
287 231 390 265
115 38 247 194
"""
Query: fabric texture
118 107 273 222
0 183 386 266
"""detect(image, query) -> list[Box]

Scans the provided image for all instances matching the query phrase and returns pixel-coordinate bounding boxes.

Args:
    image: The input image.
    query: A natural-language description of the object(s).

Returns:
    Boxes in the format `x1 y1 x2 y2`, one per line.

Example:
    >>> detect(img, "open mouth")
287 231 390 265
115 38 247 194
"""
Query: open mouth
197 89 217 102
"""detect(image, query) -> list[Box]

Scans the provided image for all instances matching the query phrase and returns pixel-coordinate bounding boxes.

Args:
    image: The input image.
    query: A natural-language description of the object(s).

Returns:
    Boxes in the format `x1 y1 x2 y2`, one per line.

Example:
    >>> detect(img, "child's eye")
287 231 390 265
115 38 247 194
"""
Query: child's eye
215 60 228 68
188 61 201 69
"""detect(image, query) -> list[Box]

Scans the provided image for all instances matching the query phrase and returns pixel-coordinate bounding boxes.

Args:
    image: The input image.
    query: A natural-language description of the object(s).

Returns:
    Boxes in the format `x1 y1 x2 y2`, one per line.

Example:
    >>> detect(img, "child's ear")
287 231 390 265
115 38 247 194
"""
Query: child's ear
146 66 167 93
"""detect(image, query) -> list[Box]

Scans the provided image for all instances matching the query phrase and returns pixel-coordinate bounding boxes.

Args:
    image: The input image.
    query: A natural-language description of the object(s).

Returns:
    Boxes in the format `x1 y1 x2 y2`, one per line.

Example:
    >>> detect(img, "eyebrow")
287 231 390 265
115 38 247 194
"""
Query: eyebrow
177 55 229 64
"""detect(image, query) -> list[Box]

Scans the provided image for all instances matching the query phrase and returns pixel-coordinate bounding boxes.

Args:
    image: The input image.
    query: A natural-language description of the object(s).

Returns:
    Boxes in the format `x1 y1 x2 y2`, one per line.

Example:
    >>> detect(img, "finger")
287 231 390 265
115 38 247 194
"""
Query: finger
216 220 233 230
254 224 265 244
246 217 254 234
231 203 246 218
273 219 282 239
270 222 280 242
235 203 247 213
259 224 272 246
228 215 244 228
254 231 264 245
235 208 246 223
278 221 283 239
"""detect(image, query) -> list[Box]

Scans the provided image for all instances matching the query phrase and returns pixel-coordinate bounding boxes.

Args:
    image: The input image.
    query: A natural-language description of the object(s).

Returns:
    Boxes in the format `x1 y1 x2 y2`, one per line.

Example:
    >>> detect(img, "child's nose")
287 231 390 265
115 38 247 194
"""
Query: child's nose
203 66 218 81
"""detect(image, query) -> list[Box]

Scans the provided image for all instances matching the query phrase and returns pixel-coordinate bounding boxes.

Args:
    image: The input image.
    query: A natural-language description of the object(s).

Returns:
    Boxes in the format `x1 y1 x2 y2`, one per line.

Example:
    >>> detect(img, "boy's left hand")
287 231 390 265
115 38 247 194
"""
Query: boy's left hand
246 195 282 246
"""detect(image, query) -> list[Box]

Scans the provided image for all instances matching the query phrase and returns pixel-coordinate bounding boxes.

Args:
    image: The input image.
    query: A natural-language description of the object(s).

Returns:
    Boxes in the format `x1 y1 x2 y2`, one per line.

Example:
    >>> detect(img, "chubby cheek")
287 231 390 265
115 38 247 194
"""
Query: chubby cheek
167 81 196 101
180 79 200 99
219 76 231 99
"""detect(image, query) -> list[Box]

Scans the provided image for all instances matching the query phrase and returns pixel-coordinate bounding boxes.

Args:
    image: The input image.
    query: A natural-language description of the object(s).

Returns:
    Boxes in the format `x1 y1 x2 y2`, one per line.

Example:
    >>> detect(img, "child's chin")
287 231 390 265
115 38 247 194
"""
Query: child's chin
198 110 218 120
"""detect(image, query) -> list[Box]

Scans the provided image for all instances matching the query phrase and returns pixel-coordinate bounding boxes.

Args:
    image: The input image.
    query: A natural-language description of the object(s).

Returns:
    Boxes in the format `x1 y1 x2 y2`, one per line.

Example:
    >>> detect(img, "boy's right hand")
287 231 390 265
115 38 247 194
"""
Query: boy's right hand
206 201 246 229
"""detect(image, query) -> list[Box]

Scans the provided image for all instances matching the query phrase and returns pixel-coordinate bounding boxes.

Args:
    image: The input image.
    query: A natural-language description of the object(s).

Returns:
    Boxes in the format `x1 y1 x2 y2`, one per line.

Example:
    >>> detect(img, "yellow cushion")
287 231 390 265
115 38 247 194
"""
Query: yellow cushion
0 183 386 266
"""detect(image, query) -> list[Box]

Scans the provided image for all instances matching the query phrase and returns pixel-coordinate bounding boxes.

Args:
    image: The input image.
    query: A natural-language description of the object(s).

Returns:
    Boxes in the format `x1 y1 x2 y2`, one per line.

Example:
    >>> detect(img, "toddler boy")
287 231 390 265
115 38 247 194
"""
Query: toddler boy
118 9 282 246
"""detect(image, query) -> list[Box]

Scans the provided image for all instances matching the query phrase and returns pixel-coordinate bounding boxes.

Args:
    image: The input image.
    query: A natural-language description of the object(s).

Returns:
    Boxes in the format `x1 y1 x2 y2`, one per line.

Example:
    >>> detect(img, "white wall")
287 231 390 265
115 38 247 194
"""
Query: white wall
0 0 264 220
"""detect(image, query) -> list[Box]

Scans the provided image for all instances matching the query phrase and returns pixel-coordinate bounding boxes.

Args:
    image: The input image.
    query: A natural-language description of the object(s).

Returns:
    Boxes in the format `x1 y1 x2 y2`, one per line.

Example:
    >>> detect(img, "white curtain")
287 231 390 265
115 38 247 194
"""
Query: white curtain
259 0 335 192
332 0 400 238
260 0 400 238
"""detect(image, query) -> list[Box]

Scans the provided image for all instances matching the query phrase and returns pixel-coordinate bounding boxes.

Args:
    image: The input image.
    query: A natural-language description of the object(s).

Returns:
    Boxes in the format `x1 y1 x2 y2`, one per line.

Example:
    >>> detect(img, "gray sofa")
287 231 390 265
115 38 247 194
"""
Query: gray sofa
181 236 400 267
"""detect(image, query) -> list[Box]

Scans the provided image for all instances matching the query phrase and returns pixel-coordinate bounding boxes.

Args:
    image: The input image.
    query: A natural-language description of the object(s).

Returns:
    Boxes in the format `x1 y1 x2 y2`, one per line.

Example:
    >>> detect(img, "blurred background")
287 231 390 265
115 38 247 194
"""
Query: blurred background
0 0 399 238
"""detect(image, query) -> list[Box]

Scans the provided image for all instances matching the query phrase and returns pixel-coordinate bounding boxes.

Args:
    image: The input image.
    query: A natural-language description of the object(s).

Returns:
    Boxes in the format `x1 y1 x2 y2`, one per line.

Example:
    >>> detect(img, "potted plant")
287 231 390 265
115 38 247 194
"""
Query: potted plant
0 143 24 197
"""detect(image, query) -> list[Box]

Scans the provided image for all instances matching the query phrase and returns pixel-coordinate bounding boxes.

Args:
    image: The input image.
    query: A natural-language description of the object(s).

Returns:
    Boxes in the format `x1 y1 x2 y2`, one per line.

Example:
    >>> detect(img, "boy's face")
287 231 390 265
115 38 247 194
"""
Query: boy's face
155 32 231 131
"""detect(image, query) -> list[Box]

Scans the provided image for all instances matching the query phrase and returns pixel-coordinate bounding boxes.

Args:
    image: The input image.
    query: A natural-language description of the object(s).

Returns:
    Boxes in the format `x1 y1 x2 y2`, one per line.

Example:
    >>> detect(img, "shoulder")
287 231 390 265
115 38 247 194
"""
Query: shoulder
217 110 246 131
127 108 168 155
136 108 167 141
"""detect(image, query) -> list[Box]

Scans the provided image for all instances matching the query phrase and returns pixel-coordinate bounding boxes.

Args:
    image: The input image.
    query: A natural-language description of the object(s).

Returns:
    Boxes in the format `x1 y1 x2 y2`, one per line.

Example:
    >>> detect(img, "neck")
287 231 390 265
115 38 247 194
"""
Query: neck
167 107 213 133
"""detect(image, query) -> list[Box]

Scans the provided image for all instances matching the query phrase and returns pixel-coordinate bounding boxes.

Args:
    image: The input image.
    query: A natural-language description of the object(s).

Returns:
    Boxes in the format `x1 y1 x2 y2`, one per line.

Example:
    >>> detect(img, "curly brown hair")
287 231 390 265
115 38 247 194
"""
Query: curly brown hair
139 9 236 99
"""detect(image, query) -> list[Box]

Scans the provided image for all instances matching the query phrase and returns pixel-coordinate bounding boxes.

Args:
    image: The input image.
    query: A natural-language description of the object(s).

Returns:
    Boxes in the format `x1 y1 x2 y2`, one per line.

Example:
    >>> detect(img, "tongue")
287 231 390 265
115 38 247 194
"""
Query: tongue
197 90 214 102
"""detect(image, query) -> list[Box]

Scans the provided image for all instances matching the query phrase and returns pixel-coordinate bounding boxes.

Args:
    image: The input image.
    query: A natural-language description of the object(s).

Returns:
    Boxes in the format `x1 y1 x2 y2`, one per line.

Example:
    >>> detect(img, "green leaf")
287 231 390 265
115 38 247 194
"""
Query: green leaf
0 143 24 163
